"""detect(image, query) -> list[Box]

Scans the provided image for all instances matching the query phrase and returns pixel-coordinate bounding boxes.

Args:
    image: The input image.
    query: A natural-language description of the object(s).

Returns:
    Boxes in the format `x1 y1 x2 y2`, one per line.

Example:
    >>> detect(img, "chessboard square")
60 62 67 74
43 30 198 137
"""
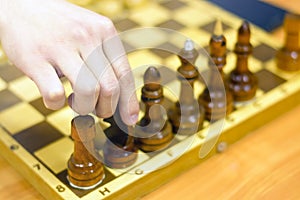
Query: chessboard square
161 0 187 10
151 42 181 59
114 18 139 32
255 69 286 92
224 52 236 74
195 53 210 72
34 137 73 174
194 81 205 98
164 54 181 71
248 56 263 73
13 121 63 153
253 43 277 62
0 102 44 134
129 3 170 27
62 79 73 97
158 19 185 31
200 20 232 35
128 50 163 70
164 80 180 99
224 29 238 51
122 28 168 49
56 168 116 198
104 150 149 177
0 77 7 92
178 28 211 48
0 63 24 82
158 66 177 85
46 107 75 136
264 59 296 80
173 6 212 27
0 89 22 112
29 97 57 116
9 76 41 102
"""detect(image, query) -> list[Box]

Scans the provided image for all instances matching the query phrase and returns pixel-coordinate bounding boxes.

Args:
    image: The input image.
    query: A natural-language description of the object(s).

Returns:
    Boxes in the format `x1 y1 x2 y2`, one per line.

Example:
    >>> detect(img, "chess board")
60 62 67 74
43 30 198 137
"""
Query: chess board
0 0 300 199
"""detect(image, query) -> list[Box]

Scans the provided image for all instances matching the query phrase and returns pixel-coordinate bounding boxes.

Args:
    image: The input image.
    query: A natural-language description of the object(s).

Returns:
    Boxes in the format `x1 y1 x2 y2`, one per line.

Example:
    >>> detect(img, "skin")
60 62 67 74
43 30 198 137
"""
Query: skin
0 0 139 125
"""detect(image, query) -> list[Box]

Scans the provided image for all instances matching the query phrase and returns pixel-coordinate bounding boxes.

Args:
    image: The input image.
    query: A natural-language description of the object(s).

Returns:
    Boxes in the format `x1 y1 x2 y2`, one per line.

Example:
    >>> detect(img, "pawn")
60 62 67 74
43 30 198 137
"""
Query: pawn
103 108 138 169
168 39 204 134
276 13 300 71
136 66 173 152
198 20 233 121
67 115 105 190
228 21 258 102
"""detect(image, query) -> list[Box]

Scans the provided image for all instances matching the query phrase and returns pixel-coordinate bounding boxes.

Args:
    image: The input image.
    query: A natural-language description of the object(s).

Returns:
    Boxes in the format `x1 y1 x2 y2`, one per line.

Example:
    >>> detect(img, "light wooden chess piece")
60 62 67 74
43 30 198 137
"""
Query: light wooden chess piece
136 66 173 152
67 115 105 190
198 20 233 121
228 21 258 102
276 13 300 71
168 39 205 134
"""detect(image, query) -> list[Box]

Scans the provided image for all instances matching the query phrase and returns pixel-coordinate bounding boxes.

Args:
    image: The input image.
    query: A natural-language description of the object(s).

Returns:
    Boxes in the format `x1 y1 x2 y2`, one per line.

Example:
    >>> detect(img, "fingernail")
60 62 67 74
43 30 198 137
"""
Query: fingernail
130 114 139 124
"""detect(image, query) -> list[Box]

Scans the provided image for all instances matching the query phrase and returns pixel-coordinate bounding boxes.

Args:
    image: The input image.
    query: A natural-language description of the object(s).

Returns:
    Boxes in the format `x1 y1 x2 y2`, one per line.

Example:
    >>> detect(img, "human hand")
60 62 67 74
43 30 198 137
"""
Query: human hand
0 0 139 125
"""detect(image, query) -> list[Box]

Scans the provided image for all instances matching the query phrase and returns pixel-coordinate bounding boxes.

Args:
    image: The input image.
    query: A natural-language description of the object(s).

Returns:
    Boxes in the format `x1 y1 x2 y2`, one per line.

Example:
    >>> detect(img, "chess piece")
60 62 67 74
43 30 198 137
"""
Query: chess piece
228 21 258 101
276 13 300 71
67 115 105 189
168 39 204 134
136 66 173 152
198 20 233 121
103 109 138 169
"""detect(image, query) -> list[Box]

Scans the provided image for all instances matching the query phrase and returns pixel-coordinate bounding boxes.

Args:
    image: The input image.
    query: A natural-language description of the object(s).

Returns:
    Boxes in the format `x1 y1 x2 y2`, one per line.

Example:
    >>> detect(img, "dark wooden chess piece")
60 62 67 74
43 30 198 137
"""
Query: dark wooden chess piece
198 20 233 121
168 39 205 134
103 108 138 169
67 115 105 189
228 21 258 101
136 66 173 152
276 13 300 71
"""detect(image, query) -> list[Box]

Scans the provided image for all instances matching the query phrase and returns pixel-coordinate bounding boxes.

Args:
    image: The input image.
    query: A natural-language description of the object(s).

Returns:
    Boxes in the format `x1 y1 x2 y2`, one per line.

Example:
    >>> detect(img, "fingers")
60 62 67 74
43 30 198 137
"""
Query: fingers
24 60 65 110
54 51 100 115
80 45 120 118
102 33 140 125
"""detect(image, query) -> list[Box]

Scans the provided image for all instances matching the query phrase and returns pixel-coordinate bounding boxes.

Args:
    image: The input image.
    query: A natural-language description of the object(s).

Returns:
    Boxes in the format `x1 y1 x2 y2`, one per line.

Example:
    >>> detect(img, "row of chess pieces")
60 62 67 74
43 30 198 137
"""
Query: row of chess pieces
65 17 300 190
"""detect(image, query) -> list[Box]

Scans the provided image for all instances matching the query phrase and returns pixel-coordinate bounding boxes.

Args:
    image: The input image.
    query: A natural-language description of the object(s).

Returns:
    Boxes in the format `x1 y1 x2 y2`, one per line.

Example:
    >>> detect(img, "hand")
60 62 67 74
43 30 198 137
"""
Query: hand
0 0 139 125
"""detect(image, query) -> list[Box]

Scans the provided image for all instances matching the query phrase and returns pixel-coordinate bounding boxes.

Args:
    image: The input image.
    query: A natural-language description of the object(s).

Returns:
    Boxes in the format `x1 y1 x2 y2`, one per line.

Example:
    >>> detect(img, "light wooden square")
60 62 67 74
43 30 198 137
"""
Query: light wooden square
34 137 73 174
0 102 44 134
46 107 75 136
129 3 170 27
8 76 40 102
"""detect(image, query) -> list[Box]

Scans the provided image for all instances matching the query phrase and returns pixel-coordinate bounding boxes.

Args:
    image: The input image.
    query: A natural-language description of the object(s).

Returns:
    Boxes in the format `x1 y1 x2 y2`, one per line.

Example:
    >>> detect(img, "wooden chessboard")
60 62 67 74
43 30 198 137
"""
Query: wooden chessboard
0 0 299 199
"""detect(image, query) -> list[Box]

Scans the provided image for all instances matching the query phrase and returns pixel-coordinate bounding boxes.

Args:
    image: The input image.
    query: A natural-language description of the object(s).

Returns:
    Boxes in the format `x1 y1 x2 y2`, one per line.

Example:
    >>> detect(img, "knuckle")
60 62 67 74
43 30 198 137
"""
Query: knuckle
74 80 99 97
101 80 120 97
99 17 117 36
85 16 116 37
70 26 91 42
44 89 65 102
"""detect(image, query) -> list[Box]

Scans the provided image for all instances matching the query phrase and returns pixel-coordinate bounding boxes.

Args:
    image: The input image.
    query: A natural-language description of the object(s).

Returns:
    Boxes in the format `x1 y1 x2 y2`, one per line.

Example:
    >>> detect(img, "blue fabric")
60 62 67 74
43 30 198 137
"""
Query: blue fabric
209 0 286 32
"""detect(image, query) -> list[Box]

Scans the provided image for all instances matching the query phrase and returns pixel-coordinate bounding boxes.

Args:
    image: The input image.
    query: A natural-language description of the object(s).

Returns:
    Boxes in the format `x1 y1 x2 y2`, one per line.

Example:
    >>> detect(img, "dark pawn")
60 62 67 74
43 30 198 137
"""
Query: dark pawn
136 66 173 152
67 115 105 189
168 39 204 134
198 20 233 121
276 13 300 71
103 110 138 169
228 21 258 102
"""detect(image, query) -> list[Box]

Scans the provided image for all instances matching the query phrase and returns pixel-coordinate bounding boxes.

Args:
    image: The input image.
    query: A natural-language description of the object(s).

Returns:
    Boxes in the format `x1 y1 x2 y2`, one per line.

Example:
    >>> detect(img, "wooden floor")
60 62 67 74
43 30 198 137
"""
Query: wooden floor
0 1 300 200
